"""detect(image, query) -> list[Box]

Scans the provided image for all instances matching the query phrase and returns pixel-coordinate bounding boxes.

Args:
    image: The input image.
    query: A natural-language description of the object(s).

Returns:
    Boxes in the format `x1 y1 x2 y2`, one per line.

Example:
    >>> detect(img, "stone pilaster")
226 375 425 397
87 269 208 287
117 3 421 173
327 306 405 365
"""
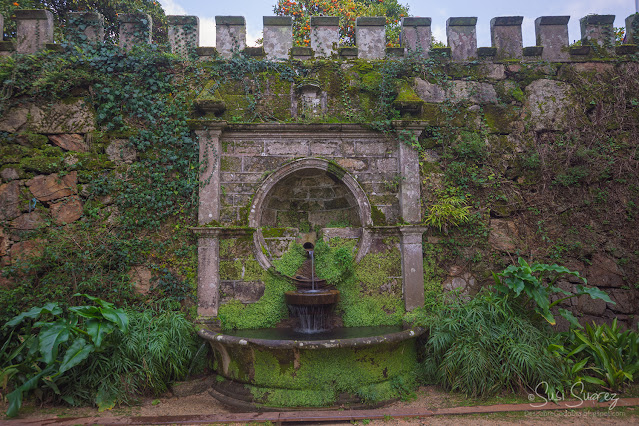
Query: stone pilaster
15 9 54 54
196 233 220 317
196 125 225 225
535 16 570 61
67 12 104 44
446 17 477 61
311 16 339 57
264 16 292 59
356 17 386 59
397 123 424 224
400 227 427 311
118 13 152 52
216 16 246 58
580 14 615 51
490 16 523 60
401 17 431 56
168 15 199 57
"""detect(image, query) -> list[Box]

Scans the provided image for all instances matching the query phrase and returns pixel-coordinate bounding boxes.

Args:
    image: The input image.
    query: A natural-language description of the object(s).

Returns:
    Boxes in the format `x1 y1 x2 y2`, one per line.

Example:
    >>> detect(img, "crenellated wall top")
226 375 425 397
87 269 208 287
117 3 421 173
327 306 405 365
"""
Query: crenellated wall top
1 10 638 62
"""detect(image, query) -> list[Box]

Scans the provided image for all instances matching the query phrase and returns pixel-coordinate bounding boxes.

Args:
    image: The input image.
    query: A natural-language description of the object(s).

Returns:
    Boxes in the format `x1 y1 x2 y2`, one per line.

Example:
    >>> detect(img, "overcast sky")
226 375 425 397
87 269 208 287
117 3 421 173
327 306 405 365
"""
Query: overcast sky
159 0 636 48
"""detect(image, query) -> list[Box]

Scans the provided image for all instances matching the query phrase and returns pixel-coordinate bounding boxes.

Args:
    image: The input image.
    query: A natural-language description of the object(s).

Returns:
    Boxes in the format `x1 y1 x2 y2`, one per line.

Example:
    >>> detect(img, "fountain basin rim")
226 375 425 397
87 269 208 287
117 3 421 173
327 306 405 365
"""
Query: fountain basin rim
198 326 426 350
285 289 340 305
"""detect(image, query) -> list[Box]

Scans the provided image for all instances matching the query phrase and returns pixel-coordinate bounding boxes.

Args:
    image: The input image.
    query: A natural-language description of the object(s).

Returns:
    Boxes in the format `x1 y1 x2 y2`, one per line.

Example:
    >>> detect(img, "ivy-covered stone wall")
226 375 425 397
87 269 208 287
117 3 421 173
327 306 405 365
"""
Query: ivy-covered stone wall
0 36 638 329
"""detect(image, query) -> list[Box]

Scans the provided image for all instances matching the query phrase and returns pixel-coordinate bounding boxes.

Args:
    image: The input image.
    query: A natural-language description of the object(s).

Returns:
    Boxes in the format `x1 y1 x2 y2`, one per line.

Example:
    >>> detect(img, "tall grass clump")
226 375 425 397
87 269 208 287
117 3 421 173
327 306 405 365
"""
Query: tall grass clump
63 309 206 410
417 291 562 398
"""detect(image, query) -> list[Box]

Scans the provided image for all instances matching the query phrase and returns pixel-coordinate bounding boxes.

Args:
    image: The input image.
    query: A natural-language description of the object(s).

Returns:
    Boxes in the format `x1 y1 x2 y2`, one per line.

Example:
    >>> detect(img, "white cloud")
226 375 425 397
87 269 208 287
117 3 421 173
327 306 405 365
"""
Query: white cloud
432 24 446 45
159 0 187 15
199 17 216 46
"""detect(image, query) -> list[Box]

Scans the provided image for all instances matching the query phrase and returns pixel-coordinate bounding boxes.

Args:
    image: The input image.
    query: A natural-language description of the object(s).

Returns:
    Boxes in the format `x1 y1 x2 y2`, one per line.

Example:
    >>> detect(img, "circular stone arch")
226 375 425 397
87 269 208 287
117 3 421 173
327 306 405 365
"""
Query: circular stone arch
248 158 373 270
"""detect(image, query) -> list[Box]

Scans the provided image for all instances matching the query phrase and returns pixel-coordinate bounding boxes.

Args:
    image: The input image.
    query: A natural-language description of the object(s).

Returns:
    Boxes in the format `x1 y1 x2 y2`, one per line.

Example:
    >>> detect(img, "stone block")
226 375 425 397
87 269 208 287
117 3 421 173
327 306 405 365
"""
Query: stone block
263 16 292 60
220 281 265 304
118 13 152 52
401 17 431 55
625 14 639 44
446 17 477 61
10 239 43 263
216 16 246 58
608 289 637 314
15 9 54 54
335 158 368 172
1 167 20 181
129 265 153 294
26 171 77 203
310 141 341 156
50 197 83 225
197 237 220 317
48 134 88 152
168 15 199 57
231 139 264 155
535 16 570 61
11 212 44 230
0 99 96 134
354 141 390 156
0 228 8 257
488 218 518 251
67 12 104 44
266 141 309 156
586 253 625 288
400 228 426 310
576 294 607 316
580 14 615 50
311 16 339 57
490 16 523 59
356 17 386 59
0 181 21 221
106 139 137 163
524 79 571 132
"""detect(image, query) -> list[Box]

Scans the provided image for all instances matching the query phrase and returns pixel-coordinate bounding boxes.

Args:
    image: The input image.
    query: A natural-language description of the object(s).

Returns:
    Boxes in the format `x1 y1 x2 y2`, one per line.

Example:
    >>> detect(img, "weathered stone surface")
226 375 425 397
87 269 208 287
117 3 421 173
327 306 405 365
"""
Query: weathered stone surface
490 17 523 60
106 139 137 163
488 218 518 251
335 158 368 171
0 100 96 134
401 17 431 55
311 16 339 57
481 64 505 79
415 79 497 104
443 266 476 297
414 79 446 103
128 265 153 294
67 12 105 44
447 17 477 61
608 289 637 314
48 134 88 152
263 16 292 60
535 16 570 61
0 181 22 221
16 9 54 54
26 172 77 202
220 280 265 304
10 239 43 263
216 16 246 58
0 228 9 257
586 253 625 288
524 79 571 131
50 197 83 224
0 105 29 132
449 81 498 104
167 15 199 57
400 228 426 310
576 294 608 316
11 212 44 230
356 17 385 59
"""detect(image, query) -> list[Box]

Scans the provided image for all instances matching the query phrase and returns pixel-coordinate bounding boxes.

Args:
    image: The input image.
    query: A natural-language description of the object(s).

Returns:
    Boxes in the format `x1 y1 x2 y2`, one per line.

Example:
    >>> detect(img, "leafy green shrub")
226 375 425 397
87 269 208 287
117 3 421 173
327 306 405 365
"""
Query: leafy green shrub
1 295 129 417
62 309 205 410
415 292 562 398
493 257 614 327
550 319 639 391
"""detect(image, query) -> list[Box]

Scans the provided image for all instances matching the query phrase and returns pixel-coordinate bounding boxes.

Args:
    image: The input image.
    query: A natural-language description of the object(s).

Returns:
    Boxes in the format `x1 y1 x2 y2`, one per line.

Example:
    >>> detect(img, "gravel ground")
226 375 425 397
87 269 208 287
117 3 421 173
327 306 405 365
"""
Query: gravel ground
2 384 638 425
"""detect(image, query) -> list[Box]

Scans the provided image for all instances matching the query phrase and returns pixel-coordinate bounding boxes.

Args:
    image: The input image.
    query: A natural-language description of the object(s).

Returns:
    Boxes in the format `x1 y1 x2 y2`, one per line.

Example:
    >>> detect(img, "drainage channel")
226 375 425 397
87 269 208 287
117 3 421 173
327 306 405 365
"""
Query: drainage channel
8 398 639 425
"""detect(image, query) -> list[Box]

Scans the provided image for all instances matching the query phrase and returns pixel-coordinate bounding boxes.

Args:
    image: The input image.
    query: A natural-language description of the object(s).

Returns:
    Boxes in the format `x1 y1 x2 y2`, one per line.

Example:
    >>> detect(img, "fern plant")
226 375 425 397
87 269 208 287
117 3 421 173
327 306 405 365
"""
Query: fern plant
424 191 472 233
